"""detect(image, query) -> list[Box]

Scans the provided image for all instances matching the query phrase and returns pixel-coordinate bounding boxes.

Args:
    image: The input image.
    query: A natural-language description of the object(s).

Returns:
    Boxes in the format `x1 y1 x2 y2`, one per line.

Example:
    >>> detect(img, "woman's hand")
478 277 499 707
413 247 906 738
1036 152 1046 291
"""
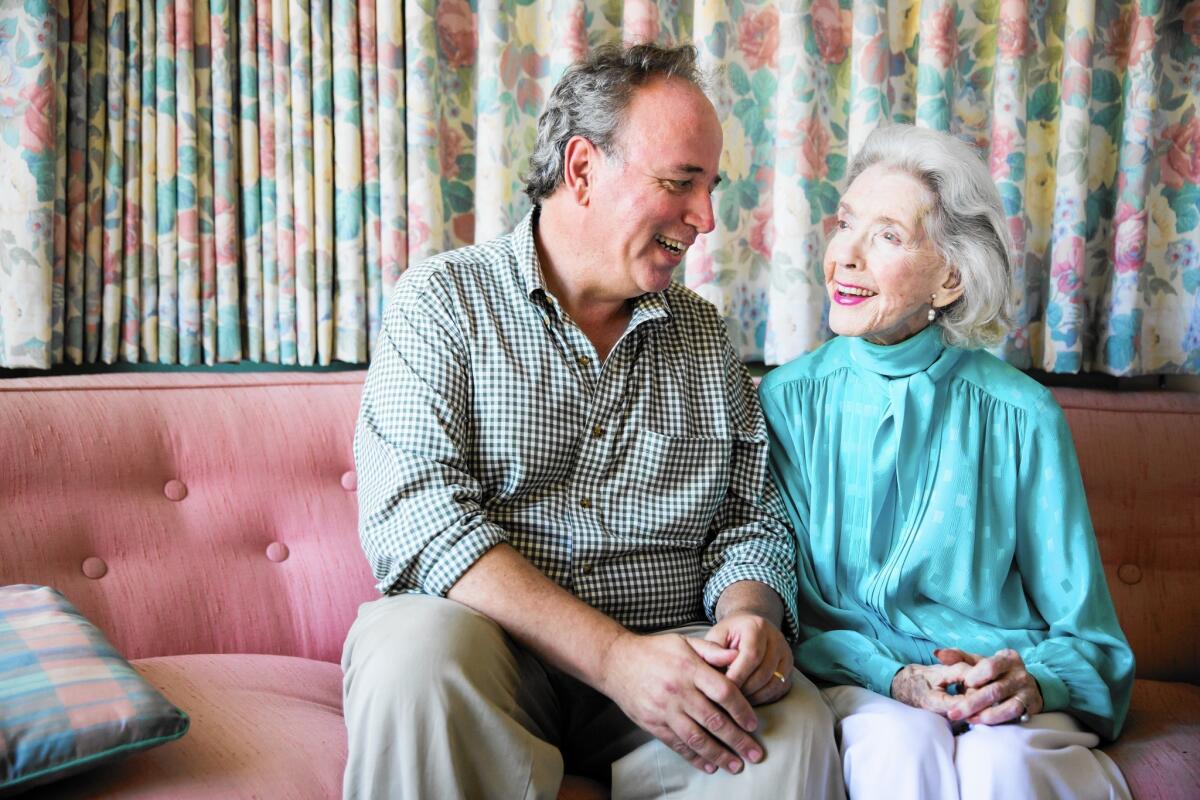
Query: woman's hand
890 661 973 715
936 647 1044 725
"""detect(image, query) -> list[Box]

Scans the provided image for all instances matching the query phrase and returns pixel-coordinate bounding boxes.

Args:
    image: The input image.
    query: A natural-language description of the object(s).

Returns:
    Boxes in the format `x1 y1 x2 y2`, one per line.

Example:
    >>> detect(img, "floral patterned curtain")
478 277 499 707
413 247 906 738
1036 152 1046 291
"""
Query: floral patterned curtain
1 0 1198 373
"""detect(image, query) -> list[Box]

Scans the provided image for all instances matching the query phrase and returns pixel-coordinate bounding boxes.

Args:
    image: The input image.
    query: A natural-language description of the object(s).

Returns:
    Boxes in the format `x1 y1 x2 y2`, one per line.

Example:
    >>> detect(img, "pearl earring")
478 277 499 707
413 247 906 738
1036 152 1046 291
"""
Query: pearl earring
927 294 937 322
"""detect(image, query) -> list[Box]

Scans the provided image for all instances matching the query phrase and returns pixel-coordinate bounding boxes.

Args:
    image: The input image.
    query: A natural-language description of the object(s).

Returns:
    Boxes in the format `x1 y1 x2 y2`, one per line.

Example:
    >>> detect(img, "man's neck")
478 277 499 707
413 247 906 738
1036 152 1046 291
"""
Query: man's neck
534 199 633 359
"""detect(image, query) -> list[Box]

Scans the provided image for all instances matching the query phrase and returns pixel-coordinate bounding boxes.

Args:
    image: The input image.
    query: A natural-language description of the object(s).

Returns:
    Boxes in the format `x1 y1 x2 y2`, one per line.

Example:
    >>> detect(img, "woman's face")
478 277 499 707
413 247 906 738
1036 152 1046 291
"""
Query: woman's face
823 165 963 345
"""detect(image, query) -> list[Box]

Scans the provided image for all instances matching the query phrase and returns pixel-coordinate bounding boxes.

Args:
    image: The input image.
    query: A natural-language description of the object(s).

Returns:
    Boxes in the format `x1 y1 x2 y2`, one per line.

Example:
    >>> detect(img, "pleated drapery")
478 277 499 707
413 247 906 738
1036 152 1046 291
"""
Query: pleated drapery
1 0 1198 374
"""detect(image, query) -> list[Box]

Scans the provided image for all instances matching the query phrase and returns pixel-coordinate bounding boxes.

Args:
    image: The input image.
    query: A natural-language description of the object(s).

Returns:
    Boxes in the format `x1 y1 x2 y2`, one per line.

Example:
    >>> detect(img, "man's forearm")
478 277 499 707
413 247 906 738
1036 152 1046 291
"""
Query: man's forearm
715 580 784 629
446 543 630 690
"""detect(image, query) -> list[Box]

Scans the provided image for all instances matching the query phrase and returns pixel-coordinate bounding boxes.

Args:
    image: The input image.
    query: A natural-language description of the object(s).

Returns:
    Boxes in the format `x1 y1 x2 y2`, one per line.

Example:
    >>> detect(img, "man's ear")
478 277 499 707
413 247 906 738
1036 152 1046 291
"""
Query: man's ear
562 135 596 205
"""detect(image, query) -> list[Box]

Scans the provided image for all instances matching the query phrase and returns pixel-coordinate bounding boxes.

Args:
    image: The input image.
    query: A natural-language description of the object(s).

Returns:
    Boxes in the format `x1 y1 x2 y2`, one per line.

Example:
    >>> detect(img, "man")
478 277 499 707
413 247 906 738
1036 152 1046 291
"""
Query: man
343 43 842 799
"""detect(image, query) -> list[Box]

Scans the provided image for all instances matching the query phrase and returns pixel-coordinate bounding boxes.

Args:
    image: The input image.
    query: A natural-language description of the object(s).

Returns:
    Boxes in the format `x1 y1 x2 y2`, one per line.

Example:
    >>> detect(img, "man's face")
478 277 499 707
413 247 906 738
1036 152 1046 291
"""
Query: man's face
587 77 723 299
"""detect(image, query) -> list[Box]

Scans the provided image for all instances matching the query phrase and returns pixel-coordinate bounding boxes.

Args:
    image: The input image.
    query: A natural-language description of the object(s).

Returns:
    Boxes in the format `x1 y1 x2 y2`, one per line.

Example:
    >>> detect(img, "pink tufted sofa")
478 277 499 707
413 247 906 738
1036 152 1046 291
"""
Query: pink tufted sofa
0 371 1197 798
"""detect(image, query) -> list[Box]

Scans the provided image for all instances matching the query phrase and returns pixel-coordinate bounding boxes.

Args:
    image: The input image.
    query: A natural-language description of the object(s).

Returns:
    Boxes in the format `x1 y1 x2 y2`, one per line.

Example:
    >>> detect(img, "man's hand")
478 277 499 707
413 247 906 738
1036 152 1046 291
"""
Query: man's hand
704 613 793 706
890 660 974 716
599 631 765 775
937 647 1044 725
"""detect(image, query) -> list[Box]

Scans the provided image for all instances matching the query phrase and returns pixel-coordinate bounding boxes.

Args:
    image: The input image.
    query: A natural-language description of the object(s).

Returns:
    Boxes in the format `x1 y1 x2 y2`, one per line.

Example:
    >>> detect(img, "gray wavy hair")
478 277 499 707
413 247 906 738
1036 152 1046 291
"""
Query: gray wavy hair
523 43 706 204
847 125 1014 348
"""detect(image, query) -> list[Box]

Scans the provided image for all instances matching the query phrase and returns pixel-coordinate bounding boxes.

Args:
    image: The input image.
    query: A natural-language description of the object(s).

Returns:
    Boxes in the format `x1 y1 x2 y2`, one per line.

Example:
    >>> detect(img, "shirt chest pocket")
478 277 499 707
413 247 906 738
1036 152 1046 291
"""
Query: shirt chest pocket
605 429 733 543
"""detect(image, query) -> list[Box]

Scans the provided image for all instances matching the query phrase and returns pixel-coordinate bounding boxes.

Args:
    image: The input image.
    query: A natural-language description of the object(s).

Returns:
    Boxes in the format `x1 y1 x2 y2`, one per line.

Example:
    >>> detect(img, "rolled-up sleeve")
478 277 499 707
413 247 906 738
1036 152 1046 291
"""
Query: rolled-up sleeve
701 341 800 639
354 276 508 596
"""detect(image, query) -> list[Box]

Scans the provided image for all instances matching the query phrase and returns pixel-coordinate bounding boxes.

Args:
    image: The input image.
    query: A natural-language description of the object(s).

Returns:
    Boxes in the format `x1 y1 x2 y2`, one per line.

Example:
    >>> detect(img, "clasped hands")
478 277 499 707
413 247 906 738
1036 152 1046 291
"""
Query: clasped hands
891 647 1044 727
599 612 792 775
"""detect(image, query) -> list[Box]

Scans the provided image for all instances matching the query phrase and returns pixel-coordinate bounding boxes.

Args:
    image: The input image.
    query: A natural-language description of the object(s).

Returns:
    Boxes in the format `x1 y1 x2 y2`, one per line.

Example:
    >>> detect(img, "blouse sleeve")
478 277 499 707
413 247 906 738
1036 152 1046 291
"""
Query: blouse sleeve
760 380 908 697
1014 396 1135 740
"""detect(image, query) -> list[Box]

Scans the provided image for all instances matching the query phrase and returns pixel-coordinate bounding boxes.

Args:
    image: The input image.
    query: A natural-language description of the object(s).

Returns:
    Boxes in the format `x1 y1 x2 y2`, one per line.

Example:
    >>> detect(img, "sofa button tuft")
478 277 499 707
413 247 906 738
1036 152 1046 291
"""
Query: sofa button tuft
164 479 188 501
1117 563 1142 585
82 557 108 579
341 471 357 491
266 542 290 563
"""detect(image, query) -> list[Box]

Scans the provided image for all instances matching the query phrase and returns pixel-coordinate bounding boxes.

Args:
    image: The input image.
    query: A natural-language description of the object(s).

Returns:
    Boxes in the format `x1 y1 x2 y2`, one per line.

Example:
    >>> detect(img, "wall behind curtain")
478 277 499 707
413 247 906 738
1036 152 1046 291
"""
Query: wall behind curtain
1 0 1198 373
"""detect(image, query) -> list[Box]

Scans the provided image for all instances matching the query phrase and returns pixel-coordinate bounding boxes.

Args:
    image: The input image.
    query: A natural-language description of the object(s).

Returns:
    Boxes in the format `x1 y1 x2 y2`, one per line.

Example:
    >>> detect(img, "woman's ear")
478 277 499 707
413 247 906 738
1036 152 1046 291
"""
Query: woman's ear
937 267 965 307
561 135 595 205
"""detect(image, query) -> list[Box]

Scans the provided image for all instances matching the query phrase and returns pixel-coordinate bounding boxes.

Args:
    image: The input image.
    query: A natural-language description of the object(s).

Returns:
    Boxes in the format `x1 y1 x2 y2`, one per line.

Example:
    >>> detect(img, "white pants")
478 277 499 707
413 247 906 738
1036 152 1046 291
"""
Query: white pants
823 685 1131 800
342 593 845 799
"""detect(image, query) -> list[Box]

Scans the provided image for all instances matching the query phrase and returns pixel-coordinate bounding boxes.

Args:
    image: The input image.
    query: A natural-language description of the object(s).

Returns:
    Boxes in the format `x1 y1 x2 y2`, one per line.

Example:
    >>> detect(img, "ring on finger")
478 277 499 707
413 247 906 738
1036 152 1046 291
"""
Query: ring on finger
771 670 787 684
1014 696 1030 724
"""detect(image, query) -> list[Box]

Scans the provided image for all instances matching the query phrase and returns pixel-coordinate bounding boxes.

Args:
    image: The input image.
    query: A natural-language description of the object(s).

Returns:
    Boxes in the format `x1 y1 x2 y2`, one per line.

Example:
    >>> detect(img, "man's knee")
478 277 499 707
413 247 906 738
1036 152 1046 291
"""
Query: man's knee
759 672 838 751
343 594 515 703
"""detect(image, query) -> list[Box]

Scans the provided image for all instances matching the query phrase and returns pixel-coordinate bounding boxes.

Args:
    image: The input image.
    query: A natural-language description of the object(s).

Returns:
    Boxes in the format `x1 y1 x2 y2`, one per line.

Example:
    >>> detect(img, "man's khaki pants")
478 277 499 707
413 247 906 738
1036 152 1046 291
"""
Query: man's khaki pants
342 594 843 799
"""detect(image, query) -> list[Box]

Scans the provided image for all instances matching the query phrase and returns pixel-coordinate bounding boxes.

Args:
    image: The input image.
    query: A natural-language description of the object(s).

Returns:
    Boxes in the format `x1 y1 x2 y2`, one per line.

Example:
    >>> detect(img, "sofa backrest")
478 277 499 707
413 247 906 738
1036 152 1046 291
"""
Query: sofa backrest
1 374 1197 682
1054 388 1200 685
0 371 376 663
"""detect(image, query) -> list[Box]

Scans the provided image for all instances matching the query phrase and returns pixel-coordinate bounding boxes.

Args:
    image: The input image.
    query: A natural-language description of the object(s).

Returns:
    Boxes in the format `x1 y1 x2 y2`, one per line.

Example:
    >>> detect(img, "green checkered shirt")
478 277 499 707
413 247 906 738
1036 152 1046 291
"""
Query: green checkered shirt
355 210 799 635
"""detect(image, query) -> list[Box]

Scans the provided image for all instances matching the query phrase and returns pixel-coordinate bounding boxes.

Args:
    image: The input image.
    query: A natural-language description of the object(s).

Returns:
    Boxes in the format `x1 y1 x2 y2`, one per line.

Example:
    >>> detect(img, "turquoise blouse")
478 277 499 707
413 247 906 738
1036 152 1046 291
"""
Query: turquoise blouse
759 326 1134 739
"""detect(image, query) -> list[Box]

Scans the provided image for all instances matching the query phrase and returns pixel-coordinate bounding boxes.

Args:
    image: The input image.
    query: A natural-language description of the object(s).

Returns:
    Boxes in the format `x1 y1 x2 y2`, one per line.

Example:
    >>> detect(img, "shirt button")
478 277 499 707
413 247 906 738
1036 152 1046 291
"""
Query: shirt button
591 424 604 438
579 497 592 509
581 562 594 575
577 355 591 367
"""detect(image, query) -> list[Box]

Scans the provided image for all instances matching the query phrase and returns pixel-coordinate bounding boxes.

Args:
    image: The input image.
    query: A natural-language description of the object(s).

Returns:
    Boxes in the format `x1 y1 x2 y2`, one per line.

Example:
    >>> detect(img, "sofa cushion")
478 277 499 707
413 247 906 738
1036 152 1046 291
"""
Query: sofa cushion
43 654 345 798
37 655 633 800
0 586 189 796
1103 679 1200 800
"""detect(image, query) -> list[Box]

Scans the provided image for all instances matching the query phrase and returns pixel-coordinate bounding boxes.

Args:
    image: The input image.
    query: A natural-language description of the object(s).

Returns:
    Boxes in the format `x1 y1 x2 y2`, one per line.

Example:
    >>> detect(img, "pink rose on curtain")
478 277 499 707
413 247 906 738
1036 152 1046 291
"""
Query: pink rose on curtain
1112 202 1146 275
565 4 587 63
438 117 464 180
359 2 378 63
810 0 849 65
210 7 230 52
623 0 660 46
1106 9 1133 65
922 5 957 70
436 0 477 69
1127 14 1156 67
1051 236 1083 294
858 32 888 84
1185 3 1200 46
407 204 431 252
19 81 54 154
1161 117 1200 190
453 212 474 244
687 236 715 286
749 206 775 260
988 126 1015 179
1061 66 1090 105
124 200 141 253
996 0 1028 59
1007 216 1026 253
798 116 830 180
738 6 780 70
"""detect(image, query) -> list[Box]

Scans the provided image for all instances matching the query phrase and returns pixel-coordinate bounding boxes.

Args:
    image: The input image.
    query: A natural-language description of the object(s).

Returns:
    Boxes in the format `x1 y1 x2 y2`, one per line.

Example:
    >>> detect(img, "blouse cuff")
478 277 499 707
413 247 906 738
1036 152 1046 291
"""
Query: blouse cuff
1024 661 1069 713
863 651 906 698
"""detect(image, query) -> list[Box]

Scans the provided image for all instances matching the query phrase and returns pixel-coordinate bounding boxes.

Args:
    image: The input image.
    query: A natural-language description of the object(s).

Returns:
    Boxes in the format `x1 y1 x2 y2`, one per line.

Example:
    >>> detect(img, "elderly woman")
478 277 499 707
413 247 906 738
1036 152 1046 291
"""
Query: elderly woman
760 125 1134 799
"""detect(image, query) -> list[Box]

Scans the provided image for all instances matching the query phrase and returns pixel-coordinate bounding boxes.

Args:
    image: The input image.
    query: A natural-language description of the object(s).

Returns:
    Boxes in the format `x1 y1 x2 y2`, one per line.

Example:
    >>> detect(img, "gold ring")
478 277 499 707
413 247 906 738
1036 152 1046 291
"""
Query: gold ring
772 670 787 684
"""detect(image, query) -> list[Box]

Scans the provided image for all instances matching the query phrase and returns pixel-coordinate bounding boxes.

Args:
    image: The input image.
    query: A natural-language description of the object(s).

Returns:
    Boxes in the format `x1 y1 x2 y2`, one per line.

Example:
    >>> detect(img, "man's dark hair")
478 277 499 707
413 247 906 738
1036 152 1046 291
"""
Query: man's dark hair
522 43 705 204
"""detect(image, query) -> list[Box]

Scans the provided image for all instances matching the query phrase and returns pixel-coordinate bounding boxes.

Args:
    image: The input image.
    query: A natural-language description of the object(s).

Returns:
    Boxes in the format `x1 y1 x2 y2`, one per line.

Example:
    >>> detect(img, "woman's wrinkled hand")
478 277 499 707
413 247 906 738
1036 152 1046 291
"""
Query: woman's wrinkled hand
890 660 973 716
936 647 1044 725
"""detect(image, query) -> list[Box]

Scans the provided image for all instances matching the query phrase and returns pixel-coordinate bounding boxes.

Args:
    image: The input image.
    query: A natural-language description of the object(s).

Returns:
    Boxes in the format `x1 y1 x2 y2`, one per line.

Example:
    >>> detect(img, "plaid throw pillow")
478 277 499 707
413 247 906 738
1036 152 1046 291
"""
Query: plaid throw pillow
0 585 189 796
